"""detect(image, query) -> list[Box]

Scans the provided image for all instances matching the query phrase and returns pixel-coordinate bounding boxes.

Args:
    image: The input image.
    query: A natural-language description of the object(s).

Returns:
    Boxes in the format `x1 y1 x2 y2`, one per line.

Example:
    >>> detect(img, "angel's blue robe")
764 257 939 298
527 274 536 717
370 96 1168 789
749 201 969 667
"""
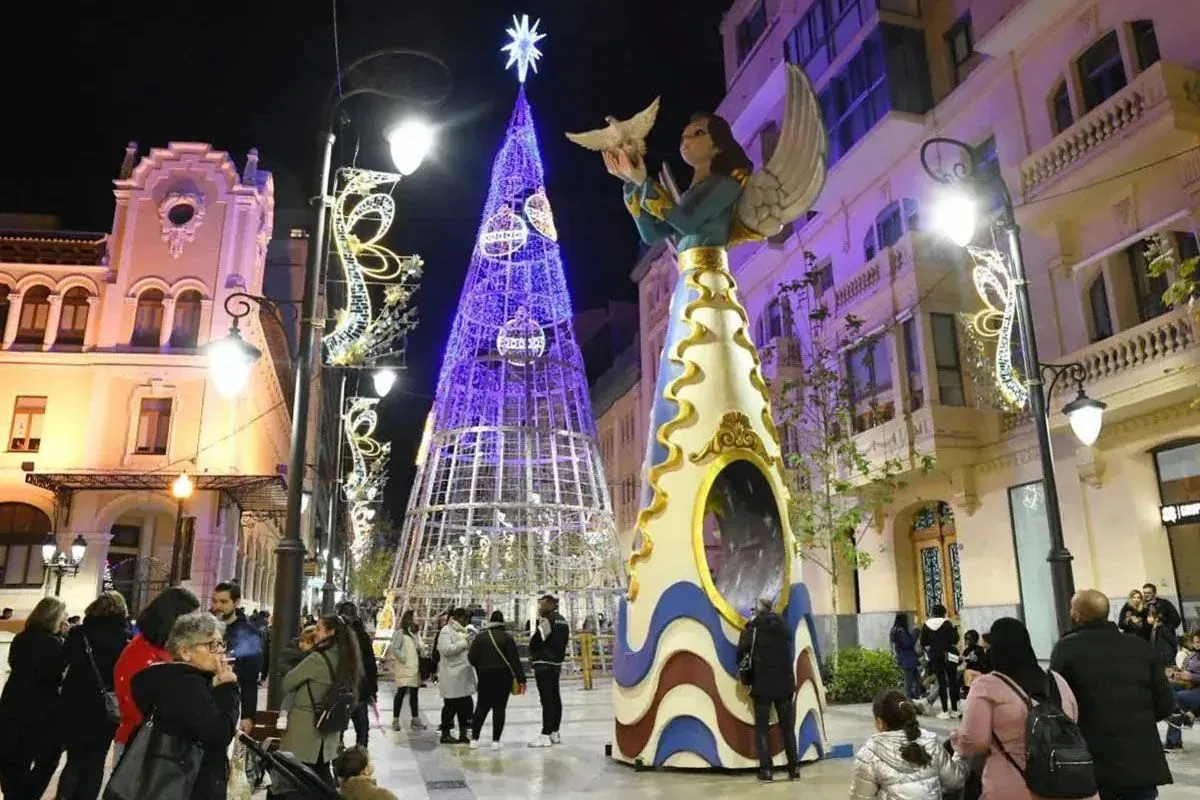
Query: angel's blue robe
620 174 742 252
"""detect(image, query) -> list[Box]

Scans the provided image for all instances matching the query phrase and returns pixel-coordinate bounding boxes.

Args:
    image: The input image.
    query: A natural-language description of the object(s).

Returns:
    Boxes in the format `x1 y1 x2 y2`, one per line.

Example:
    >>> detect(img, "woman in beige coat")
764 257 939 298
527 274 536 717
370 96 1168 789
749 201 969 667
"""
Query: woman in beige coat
281 615 361 786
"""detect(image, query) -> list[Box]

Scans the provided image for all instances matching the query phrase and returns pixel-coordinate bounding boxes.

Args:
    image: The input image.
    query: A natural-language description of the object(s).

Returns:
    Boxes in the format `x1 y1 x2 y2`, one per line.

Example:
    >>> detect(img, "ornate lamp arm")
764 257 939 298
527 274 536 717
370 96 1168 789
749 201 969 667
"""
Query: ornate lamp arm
1039 361 1088 401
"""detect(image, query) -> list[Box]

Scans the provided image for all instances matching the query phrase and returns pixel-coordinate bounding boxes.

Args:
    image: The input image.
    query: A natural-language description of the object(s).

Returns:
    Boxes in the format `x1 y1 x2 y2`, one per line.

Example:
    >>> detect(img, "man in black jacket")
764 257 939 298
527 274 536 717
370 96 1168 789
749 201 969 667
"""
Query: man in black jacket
918 604 960 718
338 601 379 748
1050 589 1174 799
1144 582 1182 635
527 594 570 748
211 582 263 734
737 598 799 782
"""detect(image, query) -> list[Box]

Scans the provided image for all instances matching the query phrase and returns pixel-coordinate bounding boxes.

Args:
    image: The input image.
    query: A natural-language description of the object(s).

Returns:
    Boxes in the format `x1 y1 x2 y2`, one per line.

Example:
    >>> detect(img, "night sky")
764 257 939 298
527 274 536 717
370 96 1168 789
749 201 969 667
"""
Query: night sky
0 0 732 518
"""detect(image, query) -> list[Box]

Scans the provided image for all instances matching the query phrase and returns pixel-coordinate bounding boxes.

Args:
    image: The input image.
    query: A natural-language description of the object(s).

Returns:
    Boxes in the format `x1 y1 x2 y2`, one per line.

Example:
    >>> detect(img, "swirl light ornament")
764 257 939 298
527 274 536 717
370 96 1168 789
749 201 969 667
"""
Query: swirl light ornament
965 245 1027 408
342 396 390 564
324 167 423 367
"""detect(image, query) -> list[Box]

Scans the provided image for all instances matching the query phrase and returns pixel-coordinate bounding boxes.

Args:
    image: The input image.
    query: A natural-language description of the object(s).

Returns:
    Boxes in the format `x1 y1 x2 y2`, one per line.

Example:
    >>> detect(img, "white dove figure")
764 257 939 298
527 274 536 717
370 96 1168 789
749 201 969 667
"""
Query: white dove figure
566 96 661 157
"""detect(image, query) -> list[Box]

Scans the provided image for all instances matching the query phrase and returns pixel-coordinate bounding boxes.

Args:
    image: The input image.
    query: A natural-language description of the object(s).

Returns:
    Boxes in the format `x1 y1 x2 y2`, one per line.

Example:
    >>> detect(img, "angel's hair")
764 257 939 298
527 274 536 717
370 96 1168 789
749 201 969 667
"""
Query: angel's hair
689 112 753 177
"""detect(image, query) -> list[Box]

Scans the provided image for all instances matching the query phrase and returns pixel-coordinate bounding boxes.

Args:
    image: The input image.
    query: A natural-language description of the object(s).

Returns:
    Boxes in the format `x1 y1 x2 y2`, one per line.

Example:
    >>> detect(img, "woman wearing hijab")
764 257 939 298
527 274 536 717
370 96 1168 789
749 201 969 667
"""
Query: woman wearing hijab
951 618 1095 800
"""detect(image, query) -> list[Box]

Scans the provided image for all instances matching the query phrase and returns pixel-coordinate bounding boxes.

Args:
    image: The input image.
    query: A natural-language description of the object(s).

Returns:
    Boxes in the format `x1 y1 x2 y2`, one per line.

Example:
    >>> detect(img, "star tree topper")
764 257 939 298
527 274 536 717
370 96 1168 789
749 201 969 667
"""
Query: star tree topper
502 14 545 83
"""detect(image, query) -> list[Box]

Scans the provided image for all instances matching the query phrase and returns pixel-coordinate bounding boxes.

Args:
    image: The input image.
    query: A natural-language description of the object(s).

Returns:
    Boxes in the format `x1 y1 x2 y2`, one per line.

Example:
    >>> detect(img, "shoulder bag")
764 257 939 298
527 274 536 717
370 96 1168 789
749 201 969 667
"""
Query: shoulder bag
305 650 356 733
103 714 202 800
487 629 525 695
738 627 756 686
82 633 123 725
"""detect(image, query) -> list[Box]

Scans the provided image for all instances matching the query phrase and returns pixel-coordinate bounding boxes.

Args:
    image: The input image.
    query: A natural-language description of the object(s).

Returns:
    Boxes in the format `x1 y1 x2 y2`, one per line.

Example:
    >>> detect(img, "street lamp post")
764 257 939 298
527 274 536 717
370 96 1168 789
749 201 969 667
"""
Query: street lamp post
168 472 194 586
204 49 451 709
921 137 1107 638
42 533 88 597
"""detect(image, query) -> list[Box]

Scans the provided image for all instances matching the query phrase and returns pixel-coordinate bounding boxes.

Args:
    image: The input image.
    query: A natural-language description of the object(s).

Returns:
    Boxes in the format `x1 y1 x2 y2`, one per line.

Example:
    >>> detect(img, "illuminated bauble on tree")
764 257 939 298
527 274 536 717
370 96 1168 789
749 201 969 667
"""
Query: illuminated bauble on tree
390 17 620 630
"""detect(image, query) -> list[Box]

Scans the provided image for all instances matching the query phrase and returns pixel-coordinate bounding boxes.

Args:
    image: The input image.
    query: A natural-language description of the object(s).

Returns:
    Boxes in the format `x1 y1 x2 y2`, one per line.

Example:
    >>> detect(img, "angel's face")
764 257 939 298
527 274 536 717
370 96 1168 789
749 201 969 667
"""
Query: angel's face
680 119 718 168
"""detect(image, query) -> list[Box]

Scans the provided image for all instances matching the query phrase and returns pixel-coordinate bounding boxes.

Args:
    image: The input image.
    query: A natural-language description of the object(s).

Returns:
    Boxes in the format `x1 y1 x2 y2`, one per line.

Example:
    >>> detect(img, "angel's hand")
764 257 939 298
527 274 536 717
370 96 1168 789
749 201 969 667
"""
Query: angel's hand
602 150 626 181
617 150 647 185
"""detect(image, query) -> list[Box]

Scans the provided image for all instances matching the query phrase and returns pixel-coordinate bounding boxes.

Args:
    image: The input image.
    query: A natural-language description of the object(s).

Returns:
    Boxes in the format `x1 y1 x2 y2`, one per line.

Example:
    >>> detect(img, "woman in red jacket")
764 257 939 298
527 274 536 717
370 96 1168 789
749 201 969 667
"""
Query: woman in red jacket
111 588 199 760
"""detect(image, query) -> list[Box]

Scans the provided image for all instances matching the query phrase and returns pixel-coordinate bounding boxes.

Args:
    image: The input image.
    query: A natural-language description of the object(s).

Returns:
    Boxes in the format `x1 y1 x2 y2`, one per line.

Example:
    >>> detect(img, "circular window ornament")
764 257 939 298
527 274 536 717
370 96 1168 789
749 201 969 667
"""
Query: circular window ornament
496 306 545 366
158 192 206 258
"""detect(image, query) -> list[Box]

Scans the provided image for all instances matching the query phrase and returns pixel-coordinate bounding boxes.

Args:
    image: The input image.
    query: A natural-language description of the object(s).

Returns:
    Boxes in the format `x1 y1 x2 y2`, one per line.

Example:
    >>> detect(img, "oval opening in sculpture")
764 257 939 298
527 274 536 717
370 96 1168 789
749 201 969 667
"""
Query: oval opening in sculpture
699 459 786 619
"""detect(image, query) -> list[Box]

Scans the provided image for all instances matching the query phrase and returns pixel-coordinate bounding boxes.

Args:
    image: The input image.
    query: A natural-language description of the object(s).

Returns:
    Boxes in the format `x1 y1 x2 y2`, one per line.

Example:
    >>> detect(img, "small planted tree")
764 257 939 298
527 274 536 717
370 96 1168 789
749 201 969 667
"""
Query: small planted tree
770 254 932 662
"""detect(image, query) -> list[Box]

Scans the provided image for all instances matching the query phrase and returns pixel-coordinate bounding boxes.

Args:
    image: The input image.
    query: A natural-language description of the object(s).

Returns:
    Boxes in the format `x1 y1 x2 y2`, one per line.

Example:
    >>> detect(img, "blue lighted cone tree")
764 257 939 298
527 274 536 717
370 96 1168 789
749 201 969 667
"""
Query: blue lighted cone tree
390 18 622 630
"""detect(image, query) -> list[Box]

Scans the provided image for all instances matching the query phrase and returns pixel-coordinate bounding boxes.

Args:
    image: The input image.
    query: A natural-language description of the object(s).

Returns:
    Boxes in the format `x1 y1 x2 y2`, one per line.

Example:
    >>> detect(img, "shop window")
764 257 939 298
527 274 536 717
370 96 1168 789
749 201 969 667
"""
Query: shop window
1087 275 1113 342
9 396 46 452
1077 31 1127 112
57 287 90 345
1051 81 1073 134
132 289 165 347
1008 482 1056 659
1132 20 1160 72
16 285 51 344
135 397 172 455
735 0 768 66
930 313 965 406
0 502 51 588
1152 440 1200 633
1127 239 1169 323
170 290 203 348
945 12 975 86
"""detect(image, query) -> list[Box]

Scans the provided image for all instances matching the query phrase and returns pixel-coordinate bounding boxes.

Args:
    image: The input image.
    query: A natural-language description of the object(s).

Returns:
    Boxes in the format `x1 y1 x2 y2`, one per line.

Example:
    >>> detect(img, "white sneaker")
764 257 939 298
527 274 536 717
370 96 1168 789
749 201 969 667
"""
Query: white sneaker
468 739 480 750
490 741 502 752
528 735 552 748
549 732 562 745
936 711 951 720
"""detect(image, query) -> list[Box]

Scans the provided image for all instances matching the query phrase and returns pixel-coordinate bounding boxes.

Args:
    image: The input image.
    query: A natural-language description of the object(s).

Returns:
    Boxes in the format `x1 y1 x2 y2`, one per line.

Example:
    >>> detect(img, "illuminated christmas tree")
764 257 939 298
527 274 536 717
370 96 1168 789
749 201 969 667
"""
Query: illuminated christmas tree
391 17 621 629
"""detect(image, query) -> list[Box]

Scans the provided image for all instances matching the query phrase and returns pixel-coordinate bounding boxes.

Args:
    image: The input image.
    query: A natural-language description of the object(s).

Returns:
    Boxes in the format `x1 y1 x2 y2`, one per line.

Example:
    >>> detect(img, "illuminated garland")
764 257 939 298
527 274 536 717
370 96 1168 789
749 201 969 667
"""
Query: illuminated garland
966 246 1027 408
325 168 423 366
342 396 390 564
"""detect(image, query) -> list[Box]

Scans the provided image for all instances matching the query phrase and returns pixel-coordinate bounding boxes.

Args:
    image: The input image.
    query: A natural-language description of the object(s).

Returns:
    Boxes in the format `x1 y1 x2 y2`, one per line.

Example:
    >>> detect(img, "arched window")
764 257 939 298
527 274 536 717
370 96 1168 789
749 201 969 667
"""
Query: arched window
132 289 165 347
16 285 52 344
57 287 90 345
170 290 203 348
0 502 52 588
1050 80 1073 134
1077 30 1126 111
863 199 920 261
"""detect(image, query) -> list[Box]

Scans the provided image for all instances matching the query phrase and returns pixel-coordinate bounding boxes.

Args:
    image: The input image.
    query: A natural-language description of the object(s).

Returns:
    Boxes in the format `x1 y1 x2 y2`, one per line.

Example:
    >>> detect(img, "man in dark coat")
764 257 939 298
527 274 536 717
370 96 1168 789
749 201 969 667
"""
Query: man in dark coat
1050 589 1174 798
736 598 798 783
338 602 379 749
210 582 264 734
528 595 570 748
1144 582 1182 635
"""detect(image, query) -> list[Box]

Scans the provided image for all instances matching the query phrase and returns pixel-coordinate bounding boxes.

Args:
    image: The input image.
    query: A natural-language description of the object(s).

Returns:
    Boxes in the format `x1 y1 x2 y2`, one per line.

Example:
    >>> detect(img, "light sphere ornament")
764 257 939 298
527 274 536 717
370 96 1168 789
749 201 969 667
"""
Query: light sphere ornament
387 118 435 176
1063 389 1107 446
930 186 978 247
205 326 262 399
496 306 546 365
479 205 529 258
373 368 398 397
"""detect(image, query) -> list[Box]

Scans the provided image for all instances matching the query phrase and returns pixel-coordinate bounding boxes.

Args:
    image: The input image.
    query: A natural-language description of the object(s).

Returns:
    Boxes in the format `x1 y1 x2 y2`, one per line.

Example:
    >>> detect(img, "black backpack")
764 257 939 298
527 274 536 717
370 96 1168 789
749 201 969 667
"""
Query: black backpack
304 651 356 734
992 671 1097 799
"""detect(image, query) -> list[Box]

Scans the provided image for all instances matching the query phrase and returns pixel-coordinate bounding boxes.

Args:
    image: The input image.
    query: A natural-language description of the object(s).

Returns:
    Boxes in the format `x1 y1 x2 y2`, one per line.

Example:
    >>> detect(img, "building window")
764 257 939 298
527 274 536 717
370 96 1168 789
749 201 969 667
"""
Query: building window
1050 80 1073 135
811 261 835 297
57 287 90 345
735 0 768 66
819 25 933 165
0 285 10 336
135 397 172 455
0 502 51 588
170 290 203 348
1077 31 1127 112
1087 275 1113 342
784 0 870 79
945 12 975 86
1176 231 1200 263
1132 20 1160 72
9 396 46 452
845 334 894 432
1127 238 1169 323
863 198 920 261
132 289 165 347
759 298 785 341
16 285 51 344
930 313 965 406
902 316 923 411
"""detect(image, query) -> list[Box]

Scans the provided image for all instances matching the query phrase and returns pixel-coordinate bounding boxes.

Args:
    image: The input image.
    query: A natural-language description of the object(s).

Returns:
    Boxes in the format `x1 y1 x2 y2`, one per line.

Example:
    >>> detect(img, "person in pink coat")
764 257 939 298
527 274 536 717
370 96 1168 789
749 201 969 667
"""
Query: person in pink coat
951 617 1097 800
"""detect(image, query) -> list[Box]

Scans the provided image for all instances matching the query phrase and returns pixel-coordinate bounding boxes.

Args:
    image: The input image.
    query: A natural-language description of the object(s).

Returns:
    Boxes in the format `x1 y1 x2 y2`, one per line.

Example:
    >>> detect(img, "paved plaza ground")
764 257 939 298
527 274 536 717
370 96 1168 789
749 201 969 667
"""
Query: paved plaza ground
43 678 1200 798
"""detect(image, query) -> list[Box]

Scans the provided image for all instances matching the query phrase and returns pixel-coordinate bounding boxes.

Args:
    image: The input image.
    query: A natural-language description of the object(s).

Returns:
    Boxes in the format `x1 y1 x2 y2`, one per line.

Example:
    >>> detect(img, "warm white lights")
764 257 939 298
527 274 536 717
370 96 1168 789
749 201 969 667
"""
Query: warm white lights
929 186 978 247
172 472 194 500
205 327 262 399
373 368 398 397
1063 390 1107 446
387 119 435 176
69 535 87 564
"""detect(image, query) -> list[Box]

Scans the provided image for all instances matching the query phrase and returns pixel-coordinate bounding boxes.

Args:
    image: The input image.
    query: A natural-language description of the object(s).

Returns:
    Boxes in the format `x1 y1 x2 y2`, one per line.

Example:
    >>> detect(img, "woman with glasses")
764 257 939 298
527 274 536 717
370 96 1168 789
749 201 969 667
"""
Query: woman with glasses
129 611 240 800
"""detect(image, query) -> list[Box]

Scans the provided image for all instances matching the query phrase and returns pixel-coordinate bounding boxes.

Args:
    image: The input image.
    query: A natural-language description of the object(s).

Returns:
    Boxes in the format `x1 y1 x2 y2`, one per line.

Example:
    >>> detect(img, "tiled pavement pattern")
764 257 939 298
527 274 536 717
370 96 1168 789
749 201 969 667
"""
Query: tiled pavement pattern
43 678 1198 798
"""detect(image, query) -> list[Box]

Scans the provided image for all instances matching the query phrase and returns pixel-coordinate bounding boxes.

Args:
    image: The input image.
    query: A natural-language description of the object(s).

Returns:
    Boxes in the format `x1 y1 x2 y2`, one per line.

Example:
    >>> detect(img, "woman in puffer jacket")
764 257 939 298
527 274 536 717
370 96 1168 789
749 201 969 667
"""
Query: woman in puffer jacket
849 689 967 800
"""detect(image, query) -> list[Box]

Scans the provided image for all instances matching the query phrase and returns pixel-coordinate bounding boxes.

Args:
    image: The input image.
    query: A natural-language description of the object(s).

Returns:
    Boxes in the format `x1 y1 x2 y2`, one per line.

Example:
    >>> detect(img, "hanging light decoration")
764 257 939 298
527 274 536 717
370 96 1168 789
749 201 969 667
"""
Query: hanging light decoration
524 187 557 241
495 306 546 365
966 246 1027 408
479 204 529 258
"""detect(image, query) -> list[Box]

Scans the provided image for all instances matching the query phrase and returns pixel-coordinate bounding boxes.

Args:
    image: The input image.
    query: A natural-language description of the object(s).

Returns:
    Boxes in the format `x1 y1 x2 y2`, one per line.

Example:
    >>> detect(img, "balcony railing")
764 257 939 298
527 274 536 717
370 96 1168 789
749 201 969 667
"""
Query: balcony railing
1020 61 1189 195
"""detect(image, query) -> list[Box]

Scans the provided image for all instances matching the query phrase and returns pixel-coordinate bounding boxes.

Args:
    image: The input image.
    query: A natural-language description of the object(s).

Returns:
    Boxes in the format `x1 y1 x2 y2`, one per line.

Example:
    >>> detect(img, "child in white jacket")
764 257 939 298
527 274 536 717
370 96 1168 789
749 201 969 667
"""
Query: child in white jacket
849 689 968 800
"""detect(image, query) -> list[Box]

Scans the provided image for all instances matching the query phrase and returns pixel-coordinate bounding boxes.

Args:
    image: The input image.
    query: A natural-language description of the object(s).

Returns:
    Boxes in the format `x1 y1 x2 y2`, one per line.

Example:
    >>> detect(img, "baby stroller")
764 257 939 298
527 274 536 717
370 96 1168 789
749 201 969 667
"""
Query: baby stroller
236 733 341 800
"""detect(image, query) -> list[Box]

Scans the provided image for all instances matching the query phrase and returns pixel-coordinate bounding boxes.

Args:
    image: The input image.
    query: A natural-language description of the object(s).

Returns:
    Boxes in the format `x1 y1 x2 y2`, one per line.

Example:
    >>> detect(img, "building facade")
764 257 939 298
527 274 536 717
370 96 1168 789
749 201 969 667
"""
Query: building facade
0 142 306 619
617 0 1200 658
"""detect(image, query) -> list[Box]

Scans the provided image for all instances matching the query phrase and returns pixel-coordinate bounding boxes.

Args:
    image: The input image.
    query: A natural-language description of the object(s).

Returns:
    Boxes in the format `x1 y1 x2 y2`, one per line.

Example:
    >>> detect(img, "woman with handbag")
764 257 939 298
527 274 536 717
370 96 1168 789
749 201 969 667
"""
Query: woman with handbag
0 596 68 800
736 598 800 783
388 610 427 732
121 612 240 800
57 591 131 800
467 611 526 751
280 615 361 786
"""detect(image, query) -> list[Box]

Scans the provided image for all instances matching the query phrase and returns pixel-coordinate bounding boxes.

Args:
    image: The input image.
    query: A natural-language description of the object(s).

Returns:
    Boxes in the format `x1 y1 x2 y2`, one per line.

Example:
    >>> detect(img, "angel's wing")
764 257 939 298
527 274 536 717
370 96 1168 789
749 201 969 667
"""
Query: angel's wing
735 64 828 237
565 126 621 152
625 96 661 142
